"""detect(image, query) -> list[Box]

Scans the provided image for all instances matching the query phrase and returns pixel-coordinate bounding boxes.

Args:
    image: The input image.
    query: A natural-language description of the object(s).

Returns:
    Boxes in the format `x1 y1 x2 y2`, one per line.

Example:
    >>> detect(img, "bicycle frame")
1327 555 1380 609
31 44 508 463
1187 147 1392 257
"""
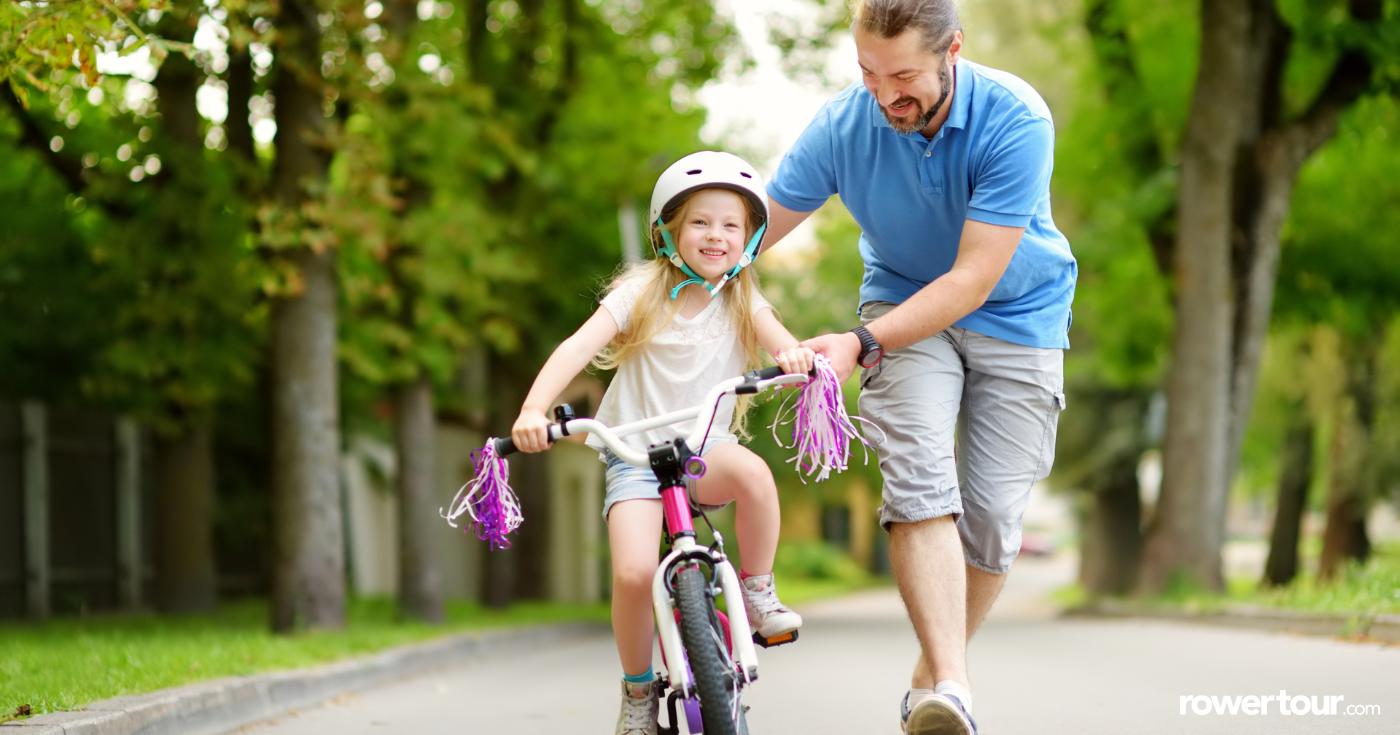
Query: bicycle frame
490 366 807 718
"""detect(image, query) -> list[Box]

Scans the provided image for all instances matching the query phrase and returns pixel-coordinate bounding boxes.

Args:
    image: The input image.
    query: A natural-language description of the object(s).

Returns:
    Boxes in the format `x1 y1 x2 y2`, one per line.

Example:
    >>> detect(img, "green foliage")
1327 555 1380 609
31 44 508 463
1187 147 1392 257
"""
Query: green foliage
773 540 870 583
1054 0 1400 509
1096 540 1400 616
0 117 112 400
0 0 179 99
333 0 743 427
1236 96 1400 500
0 28 263 432
1277 95 1400 337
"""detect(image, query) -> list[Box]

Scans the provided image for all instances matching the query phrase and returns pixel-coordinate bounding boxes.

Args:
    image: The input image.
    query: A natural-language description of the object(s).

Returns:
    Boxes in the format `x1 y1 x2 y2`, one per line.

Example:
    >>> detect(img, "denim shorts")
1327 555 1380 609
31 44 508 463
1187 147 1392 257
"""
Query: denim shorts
858 301 1066 573
600 438 735 520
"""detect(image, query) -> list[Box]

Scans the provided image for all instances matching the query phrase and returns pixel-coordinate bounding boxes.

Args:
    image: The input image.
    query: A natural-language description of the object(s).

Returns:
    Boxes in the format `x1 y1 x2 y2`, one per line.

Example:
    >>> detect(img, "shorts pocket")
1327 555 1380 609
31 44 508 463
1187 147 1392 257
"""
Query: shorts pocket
1034 391 1066 480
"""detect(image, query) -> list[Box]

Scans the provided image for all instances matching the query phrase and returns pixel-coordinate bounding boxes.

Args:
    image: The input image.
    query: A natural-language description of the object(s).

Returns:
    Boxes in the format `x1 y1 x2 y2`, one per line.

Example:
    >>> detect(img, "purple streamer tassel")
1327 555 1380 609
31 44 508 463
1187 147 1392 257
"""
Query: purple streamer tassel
440 439 523 549
771 355 881 483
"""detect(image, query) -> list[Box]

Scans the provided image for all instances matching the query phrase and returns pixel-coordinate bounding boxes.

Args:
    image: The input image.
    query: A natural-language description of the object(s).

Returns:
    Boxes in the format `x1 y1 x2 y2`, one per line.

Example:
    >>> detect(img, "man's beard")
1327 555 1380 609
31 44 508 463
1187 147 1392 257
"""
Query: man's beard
883 62 953 134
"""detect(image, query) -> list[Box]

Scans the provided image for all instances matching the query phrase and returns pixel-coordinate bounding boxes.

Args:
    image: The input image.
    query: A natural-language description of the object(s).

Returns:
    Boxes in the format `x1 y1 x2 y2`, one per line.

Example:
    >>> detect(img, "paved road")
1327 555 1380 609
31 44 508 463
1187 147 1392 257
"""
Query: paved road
233 556 1398 734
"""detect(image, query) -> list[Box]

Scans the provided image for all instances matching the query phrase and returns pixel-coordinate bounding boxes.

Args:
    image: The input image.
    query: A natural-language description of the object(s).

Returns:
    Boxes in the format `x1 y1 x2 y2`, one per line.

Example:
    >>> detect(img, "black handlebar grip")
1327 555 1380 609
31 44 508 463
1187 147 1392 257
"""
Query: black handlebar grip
491 436 518 456
753 365 786 380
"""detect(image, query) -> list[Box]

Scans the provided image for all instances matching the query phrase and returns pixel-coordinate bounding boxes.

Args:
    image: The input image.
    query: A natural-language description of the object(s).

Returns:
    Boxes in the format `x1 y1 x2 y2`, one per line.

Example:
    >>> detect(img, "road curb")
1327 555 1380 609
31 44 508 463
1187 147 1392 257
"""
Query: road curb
2 621 606 735
1064 601 1400 644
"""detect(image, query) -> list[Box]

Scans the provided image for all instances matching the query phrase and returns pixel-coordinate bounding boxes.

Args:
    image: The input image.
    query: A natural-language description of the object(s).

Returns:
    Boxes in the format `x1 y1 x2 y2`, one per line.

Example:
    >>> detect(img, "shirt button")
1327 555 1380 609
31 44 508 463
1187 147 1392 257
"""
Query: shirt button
924 150 932 158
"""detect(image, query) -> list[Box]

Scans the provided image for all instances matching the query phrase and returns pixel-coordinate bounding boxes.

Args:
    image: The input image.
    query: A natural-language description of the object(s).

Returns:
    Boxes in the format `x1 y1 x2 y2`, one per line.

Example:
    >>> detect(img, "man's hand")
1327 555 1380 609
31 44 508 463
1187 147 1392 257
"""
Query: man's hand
801 331 862 383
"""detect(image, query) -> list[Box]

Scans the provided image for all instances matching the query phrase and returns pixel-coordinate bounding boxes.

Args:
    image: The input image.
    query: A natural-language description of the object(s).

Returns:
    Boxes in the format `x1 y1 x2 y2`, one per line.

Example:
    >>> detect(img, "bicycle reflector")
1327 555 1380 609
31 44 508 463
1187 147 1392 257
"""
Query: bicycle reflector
683 455 707 480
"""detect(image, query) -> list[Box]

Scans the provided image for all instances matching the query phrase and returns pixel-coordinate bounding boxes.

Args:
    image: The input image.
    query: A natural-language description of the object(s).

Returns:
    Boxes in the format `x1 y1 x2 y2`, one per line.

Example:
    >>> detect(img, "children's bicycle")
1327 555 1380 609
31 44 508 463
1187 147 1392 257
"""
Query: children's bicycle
489 365 805 735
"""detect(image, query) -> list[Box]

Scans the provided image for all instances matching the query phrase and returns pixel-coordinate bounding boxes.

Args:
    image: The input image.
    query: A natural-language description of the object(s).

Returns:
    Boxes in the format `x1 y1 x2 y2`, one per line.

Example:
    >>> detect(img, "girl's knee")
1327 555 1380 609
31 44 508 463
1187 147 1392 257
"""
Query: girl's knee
736 460 777 501
612 563 657 592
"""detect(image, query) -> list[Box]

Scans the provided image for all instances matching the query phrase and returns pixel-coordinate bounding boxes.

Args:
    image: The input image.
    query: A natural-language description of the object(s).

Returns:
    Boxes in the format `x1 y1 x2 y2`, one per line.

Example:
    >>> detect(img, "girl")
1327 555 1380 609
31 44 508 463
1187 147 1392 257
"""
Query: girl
510 151 814 735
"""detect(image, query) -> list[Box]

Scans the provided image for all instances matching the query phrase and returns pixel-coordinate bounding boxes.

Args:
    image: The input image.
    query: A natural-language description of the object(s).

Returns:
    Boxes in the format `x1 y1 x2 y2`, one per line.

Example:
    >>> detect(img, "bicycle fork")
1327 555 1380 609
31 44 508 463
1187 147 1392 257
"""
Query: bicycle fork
652 535 760 697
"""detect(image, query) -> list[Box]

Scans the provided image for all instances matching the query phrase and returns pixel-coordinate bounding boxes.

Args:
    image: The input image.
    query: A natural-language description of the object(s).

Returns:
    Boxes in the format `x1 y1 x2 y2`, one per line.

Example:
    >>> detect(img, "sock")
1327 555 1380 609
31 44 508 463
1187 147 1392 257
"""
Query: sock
623 668 655 685
935 680 973 712
741 572 773 591
906 687 937 714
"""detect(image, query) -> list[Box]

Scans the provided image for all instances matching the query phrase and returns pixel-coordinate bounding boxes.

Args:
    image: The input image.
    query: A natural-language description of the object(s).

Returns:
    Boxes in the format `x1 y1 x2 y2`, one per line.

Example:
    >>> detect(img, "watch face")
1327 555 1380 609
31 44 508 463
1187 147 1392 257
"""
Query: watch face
859 347 883 368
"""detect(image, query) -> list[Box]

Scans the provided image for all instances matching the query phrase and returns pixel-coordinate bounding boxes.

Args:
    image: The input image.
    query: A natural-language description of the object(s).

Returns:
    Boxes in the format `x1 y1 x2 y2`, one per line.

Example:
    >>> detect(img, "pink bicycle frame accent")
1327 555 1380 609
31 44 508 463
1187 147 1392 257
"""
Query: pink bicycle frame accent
660 483 694 537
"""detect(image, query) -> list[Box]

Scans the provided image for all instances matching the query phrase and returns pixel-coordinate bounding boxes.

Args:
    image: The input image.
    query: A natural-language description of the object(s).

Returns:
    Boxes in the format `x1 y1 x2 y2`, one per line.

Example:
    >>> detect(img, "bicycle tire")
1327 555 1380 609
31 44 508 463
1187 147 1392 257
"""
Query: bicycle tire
674 562 747 735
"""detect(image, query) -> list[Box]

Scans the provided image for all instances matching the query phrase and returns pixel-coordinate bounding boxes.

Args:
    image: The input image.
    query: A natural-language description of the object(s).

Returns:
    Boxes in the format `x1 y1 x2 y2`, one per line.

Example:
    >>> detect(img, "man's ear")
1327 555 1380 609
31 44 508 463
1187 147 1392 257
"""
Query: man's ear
946 30 964 65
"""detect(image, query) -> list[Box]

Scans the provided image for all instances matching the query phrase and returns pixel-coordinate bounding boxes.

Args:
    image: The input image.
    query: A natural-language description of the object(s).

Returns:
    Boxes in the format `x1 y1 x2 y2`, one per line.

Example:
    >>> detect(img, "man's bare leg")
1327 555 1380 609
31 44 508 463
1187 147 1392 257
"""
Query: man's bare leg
911 564 1008 685
890 516 968 689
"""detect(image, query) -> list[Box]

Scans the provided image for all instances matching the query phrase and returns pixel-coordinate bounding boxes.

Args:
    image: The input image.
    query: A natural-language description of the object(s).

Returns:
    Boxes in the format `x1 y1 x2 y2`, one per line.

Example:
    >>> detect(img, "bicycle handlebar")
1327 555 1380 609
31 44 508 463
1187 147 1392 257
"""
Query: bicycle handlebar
491 366 809 464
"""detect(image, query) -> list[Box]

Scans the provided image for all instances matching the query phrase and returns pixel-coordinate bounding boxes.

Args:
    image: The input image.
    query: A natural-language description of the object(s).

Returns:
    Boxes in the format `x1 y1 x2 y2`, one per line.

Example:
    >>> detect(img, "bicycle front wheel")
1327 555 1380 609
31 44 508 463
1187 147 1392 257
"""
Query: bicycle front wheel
674 562 747 735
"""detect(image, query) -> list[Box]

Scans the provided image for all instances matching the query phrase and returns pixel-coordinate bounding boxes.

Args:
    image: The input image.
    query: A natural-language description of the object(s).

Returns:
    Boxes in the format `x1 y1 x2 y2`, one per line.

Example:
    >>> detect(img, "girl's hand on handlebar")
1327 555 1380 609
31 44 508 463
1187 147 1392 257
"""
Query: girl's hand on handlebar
511 409 552 453
775 345 816 376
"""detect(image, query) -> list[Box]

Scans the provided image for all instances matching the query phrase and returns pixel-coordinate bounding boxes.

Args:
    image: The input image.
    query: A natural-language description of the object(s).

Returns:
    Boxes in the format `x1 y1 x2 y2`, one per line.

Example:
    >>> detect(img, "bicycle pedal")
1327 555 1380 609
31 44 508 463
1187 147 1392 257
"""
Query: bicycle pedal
752 629 799 648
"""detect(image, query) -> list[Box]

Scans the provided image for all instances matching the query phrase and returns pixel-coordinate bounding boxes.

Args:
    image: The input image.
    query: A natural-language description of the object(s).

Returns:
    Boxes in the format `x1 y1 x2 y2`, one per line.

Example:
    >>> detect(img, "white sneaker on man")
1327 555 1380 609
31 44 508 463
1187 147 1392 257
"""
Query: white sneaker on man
901 690 979 735
740 573 803 638
615 680 658 735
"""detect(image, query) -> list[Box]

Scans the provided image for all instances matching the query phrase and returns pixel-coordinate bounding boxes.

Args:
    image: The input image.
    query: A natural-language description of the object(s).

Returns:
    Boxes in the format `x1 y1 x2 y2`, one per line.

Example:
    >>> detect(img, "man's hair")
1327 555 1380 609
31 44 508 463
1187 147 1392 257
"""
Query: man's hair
852 0 961 55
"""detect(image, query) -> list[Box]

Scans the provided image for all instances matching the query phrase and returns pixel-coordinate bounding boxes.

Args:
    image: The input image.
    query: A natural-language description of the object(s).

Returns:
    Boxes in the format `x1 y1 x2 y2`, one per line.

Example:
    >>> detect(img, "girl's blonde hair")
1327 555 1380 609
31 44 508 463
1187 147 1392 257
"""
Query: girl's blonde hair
592 189 769 438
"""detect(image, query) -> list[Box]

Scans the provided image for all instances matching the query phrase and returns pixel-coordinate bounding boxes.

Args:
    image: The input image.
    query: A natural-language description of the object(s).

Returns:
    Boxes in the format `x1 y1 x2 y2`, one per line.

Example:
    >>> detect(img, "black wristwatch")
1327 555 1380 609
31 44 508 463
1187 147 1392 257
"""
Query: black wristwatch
849 325 884 368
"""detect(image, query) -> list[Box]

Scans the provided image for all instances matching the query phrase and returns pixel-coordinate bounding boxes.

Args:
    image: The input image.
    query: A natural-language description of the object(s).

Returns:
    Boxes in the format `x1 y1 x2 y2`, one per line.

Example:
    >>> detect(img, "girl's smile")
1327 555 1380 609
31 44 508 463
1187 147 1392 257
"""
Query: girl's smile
676 189 750 283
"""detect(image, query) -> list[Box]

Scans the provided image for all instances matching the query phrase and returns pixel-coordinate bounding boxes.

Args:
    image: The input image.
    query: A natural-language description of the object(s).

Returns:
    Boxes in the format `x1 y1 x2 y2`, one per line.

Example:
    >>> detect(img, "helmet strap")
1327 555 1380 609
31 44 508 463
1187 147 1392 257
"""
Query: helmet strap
658 220 709 300
655 219 768 301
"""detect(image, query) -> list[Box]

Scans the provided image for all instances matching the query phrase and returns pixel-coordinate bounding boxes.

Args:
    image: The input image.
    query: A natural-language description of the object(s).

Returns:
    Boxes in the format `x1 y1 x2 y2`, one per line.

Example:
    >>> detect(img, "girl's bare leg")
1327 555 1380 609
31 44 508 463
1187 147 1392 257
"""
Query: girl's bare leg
691 444 780 575
607 499 664 674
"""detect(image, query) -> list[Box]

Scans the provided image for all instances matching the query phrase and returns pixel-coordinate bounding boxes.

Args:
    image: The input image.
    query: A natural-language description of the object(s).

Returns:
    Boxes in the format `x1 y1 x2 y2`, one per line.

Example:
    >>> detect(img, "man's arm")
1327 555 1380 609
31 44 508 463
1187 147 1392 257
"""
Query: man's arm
803 219 1024 380
760 197 816 253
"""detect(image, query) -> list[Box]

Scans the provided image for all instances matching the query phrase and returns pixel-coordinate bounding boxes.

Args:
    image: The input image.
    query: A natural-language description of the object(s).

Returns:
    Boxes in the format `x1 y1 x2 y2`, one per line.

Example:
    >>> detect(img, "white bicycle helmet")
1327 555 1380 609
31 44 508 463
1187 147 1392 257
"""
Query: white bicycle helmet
648 151 770 300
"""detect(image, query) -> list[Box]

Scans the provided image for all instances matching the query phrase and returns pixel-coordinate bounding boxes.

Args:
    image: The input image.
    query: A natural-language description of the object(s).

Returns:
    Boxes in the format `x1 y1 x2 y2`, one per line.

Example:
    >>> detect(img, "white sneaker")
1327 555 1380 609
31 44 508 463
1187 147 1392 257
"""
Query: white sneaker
741 573 803 638
901 691 978 735
615 680 658 735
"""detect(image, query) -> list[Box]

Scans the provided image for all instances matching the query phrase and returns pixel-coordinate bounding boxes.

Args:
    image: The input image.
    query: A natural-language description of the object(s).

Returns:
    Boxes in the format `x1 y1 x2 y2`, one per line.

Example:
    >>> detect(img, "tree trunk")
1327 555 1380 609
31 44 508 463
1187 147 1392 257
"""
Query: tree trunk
1224 145 1300 491
154 422 218 612
1224 0 1377 532
1078 451 1143 597
1262 412 1312 587
1317 341 1377 580
270 248 344 630
1318 496 1370 581
1138 0 1249 596
396 373 444 622
146 13 219 614
269 0 344 632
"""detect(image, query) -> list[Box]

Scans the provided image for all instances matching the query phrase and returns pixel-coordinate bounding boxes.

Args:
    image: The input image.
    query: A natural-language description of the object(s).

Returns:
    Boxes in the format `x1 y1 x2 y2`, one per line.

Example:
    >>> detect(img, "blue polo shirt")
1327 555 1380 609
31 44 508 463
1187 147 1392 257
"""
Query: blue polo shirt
768 59 1076 349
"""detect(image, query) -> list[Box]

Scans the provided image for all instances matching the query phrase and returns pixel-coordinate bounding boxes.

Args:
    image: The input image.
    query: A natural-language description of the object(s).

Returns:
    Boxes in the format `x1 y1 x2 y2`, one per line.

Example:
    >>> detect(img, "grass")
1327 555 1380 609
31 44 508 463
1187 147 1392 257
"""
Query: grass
1229 545 1400 616
0 597 608 723
0 571 881 723
1058 540 1400 618
772 574 886 606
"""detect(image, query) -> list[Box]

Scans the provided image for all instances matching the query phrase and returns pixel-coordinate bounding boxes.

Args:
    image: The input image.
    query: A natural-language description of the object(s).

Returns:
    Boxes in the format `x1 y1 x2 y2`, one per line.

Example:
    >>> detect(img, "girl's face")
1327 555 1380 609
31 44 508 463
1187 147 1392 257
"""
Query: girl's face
674 189 750 284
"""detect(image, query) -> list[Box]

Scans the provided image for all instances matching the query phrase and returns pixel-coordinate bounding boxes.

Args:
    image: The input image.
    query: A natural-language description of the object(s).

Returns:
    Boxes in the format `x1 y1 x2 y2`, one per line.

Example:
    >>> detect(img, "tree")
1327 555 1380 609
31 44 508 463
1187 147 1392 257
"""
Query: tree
2 2 260 613
1271 94 1400 579
457 0 742 606
264 0 346 632
1097 0 1400 595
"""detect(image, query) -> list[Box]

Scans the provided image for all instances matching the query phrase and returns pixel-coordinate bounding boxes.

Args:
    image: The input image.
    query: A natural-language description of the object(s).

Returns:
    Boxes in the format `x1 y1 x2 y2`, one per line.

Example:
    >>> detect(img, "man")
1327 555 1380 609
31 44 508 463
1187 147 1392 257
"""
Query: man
760 2 1076 733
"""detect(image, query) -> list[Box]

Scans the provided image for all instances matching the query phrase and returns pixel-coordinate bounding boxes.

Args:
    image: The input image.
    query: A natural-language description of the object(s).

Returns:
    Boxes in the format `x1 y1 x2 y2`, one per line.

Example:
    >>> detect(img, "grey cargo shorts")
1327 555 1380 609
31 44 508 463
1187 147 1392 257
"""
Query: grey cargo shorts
859 301 1066 573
